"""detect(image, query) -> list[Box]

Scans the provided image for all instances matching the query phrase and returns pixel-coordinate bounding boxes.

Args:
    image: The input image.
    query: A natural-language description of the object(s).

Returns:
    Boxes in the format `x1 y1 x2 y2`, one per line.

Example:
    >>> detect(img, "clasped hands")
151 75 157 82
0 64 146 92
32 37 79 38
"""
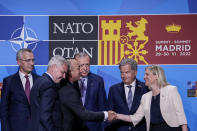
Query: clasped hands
107 111 117 122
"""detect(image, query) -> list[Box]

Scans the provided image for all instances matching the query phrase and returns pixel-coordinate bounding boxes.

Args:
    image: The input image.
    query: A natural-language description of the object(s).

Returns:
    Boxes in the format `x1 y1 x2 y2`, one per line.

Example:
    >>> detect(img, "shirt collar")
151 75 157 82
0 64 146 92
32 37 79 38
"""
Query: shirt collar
124 79 136 88
80 76 88 80
45 72 54 81
19 70 32 78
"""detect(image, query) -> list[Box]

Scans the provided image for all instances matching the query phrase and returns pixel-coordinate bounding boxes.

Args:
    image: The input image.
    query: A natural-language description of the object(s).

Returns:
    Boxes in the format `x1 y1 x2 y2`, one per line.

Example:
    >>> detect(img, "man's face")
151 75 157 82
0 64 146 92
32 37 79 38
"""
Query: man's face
77 56 90 77
17 51 35 75
53 64 68 83
120 64 137 85
70 60 80 82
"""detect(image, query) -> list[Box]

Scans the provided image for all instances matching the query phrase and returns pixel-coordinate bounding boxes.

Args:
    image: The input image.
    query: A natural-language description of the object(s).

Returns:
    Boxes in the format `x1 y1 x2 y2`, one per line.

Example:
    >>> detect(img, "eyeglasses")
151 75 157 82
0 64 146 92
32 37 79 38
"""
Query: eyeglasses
20 59 35 62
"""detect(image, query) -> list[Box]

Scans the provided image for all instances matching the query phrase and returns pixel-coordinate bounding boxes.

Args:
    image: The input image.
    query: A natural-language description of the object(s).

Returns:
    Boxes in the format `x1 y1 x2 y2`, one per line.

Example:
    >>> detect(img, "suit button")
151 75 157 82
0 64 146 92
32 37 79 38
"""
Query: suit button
129 126 132 130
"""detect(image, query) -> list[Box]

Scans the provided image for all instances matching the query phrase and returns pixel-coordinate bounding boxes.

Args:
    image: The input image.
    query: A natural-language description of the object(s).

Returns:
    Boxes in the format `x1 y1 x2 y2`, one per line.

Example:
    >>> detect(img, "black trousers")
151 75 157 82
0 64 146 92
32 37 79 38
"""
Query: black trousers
150 122 181 131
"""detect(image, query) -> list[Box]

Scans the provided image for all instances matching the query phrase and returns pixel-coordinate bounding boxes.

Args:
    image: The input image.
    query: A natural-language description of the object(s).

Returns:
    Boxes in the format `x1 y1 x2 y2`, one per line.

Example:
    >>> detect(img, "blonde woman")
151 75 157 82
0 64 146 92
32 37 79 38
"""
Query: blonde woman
116 65 188 131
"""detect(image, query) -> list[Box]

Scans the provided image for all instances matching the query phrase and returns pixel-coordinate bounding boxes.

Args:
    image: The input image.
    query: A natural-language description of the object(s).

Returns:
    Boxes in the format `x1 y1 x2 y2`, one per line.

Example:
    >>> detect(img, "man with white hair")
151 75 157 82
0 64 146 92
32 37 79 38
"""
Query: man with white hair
30 55 68 131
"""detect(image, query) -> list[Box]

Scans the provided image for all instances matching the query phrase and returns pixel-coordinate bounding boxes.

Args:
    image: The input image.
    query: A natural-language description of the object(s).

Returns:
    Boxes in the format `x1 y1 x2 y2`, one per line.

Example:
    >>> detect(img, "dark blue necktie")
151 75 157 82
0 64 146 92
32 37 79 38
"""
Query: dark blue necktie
127 85 132 110
80 79 85 97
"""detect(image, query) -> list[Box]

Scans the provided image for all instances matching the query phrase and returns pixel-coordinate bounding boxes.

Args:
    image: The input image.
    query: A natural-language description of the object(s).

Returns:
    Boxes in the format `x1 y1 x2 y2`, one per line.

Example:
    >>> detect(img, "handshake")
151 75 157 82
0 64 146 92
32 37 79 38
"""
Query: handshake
107 111 117 122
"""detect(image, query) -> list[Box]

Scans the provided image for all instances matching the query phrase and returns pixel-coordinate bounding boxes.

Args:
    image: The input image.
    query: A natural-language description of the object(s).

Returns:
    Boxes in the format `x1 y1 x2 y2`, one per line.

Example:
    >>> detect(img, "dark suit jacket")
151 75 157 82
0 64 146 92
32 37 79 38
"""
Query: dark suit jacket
83 73 107 131
0 72 39 131
106 79 149 131
59 80 105 131
30 73 62 131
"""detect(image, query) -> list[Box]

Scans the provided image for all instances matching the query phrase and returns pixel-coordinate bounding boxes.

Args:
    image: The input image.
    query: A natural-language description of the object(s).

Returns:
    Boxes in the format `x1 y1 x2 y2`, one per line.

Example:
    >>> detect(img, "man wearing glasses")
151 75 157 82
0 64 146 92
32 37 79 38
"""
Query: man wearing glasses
0 48 39 131
74 52 107 131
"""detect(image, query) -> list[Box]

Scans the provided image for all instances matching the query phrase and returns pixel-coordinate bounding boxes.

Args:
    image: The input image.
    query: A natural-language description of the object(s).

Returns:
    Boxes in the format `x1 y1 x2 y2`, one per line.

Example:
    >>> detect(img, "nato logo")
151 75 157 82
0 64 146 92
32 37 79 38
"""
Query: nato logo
10 24 39 52
0 16 49 65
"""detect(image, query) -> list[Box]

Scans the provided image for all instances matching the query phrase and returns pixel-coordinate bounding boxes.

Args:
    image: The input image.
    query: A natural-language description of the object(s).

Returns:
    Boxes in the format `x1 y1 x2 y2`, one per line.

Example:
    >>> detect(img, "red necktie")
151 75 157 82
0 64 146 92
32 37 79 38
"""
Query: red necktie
25 75 30 103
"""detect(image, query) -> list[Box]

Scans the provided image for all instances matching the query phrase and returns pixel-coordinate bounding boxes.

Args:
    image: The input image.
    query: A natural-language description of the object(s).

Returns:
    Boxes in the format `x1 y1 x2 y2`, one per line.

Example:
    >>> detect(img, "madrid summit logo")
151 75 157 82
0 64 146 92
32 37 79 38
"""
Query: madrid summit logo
7 17 39 52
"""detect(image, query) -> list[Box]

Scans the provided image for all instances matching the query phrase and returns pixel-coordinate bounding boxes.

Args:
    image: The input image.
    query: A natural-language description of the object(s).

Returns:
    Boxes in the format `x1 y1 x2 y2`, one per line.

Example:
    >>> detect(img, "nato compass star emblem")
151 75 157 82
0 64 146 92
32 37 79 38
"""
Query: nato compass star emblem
9 25 39 52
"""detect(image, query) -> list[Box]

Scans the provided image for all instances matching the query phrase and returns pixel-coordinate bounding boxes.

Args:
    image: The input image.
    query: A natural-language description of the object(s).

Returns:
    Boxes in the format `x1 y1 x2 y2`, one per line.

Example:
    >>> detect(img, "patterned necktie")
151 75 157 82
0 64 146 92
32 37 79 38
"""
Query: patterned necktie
25 75 30 103
80 78 86 105
127 85 133 110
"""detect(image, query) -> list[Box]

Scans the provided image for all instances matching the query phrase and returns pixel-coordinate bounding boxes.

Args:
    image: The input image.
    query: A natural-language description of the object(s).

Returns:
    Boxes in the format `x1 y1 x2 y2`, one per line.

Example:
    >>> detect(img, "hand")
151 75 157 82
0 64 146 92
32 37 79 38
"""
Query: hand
116 113 132 123
108 111 117 122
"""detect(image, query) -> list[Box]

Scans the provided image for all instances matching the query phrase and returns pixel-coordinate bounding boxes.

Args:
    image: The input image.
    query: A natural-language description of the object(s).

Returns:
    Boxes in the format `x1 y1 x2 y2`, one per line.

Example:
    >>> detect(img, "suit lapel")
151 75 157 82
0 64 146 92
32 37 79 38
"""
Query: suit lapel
31 73 39 91
43 73 54 83
84 73 92 106
73 81 81 96
14 72 29 104
32 73 38 84
130 79 143 113
119 82 129 111
145 91 152 126
130 86 140 113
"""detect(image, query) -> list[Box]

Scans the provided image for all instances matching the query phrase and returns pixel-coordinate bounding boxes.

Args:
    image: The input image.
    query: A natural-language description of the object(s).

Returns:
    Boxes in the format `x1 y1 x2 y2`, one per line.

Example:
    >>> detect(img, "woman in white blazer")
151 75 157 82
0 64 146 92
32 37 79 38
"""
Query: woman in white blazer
116 65 188 131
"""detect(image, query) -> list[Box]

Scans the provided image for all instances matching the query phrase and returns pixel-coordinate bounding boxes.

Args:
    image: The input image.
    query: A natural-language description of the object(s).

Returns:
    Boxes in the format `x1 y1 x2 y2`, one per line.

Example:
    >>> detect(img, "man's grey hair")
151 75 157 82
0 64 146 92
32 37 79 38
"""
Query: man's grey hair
16 48 33 60
48 55 68 69
74 52 90 59
119 58 138 71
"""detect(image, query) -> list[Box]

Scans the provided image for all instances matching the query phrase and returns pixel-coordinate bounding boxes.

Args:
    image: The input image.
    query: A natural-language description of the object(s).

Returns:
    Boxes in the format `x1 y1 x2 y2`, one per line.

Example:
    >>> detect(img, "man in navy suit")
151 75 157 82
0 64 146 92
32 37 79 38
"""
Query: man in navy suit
30 55 68 131
74 52 107 131
0 48 39 131
106 58 149 131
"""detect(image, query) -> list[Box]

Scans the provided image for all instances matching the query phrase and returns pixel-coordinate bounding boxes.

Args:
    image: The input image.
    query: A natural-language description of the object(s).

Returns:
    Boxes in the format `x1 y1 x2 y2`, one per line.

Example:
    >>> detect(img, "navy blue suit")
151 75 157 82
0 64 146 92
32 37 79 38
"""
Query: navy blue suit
107 79 149 131
82 73 107 131
0 72 39 131
30 73 62 131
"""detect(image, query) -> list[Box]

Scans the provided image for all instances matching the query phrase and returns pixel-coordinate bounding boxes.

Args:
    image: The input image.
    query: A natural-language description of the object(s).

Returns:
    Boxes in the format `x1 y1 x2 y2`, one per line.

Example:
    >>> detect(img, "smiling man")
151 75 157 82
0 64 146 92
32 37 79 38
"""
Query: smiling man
30 55 68 131
107 58 149 131
74 52 107 131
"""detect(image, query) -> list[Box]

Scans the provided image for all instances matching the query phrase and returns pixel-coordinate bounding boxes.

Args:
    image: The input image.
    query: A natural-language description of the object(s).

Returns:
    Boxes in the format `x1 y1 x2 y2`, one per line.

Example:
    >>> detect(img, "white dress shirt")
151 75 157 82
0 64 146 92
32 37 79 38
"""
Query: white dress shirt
124 79 136 102
19 71 33 90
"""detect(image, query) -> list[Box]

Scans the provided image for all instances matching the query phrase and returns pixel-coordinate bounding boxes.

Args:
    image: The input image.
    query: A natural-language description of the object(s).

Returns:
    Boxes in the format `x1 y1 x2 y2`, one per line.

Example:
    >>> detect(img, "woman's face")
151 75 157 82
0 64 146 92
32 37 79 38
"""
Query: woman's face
144 69 158 88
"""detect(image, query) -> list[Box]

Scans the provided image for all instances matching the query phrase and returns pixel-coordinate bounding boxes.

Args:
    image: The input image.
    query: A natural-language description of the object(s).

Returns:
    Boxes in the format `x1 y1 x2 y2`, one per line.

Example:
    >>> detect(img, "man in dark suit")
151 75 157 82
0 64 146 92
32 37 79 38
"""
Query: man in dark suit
107 58 149 131
30 55 68 131
0 48 39 131
74 52 107 131
59 59 116 131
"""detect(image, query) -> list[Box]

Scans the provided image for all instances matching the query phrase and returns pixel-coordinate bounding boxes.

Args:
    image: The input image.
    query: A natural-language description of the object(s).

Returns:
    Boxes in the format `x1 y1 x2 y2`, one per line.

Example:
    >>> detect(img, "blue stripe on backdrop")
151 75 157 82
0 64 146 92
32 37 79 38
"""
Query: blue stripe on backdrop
188 0 197 13
0 0 193 15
